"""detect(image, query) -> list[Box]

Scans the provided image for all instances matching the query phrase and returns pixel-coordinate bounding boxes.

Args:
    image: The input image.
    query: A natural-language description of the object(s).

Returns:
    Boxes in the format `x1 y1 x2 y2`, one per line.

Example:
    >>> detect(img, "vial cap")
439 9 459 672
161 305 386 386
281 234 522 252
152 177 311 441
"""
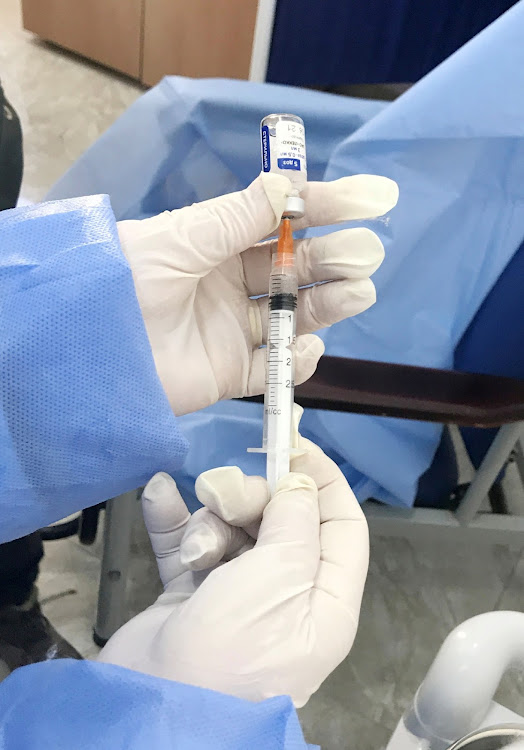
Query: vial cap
283 195 305 219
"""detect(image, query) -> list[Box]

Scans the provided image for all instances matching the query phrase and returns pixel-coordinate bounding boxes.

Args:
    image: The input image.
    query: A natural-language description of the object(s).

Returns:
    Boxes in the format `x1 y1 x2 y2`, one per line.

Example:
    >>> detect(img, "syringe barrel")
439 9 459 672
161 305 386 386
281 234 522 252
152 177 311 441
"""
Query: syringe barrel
263 304 297 493
269 270 298 303
260 113 307 219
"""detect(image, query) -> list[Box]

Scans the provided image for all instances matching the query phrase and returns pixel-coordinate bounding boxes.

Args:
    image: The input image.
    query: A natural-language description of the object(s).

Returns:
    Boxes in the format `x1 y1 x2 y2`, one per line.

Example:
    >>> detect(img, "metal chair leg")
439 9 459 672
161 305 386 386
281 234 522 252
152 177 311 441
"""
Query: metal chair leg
455 422 524 525
93 490 137 647
513 436 524 489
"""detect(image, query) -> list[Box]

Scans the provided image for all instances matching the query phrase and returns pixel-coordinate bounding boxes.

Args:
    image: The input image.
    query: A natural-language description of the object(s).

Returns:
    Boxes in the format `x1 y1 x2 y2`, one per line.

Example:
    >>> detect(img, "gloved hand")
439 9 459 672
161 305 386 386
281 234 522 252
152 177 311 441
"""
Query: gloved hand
117 173 398 414
98 437 369 708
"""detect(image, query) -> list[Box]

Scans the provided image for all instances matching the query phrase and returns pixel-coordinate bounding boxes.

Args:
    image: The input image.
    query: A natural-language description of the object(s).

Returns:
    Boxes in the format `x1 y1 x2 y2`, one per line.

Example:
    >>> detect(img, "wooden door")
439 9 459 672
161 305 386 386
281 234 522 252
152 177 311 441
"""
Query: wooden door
21 0 143 79
142 0 258 86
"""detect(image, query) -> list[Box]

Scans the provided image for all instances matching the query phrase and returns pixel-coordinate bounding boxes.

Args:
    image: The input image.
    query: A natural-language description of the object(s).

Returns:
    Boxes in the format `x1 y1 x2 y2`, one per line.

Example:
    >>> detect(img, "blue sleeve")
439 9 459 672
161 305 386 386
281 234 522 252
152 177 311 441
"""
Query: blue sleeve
0 195 188 542
0 660 314 750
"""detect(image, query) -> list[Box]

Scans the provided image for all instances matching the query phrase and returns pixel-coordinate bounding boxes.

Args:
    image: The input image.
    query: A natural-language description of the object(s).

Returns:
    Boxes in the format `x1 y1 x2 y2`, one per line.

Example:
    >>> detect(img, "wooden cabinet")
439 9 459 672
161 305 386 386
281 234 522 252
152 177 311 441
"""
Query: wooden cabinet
21 0 143 79
21 0 259 86
142 0 258 86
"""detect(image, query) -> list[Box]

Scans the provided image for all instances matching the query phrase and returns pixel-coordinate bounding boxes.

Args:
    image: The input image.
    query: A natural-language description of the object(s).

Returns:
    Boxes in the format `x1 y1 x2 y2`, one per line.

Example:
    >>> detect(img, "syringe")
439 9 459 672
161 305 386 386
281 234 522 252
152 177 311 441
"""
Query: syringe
250 113 307 494
263 218 298 493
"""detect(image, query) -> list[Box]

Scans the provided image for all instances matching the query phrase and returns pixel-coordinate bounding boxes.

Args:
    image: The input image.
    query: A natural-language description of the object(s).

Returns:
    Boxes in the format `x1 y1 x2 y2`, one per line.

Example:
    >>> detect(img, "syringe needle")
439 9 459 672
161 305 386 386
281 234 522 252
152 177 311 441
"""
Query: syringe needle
276 217 294 268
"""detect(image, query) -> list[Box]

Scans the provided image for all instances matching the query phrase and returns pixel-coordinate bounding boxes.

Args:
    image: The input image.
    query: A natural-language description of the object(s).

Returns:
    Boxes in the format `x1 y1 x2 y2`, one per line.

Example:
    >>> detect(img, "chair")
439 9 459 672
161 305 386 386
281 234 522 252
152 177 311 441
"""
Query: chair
291 235 524 540
292 356 524 540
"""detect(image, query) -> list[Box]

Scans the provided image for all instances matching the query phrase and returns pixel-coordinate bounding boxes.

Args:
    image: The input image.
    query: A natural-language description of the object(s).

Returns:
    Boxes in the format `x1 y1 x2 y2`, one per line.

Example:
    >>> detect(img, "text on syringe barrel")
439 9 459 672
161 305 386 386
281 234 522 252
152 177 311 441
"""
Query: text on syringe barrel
263 270 297 452
264 305 296 494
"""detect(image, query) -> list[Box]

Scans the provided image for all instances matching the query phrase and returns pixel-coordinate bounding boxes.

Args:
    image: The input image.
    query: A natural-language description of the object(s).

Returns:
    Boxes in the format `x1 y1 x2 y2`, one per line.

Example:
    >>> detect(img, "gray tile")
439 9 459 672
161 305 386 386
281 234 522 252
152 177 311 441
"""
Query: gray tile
38 505 163 659
493 553 524 717
298 533 523 747
496 552 524 610
38 504 162 651
299 698 391 750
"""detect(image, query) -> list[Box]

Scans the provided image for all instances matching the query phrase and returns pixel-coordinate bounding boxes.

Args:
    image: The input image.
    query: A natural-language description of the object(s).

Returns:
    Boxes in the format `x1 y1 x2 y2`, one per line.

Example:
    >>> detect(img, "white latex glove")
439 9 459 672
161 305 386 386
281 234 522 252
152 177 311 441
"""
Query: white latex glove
118 173 398 414
98 438 369 707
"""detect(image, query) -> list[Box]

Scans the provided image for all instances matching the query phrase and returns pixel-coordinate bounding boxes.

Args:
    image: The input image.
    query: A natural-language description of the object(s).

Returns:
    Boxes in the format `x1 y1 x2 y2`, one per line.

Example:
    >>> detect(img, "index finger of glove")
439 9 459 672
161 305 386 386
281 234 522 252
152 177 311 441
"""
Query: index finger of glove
181 173 289 273
255 472 321 582
292 175 399 231
141 472 191 587
182 174 398 274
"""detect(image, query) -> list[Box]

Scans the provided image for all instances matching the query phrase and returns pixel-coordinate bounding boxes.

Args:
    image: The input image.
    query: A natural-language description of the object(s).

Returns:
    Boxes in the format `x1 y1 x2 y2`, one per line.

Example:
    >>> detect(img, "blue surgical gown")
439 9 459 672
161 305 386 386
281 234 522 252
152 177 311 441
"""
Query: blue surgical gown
0 197 313 749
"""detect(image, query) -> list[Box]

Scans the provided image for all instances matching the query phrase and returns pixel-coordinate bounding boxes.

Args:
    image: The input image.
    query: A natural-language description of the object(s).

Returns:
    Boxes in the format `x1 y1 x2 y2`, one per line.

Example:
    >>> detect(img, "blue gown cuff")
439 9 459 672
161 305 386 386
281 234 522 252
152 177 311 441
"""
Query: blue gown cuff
0 196 188 541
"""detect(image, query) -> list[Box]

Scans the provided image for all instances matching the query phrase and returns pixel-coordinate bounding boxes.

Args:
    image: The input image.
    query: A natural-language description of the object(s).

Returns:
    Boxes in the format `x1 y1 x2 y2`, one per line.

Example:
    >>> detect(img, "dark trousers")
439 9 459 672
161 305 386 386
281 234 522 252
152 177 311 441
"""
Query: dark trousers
0 83 42 608
0 83 23 211
0 534 44 607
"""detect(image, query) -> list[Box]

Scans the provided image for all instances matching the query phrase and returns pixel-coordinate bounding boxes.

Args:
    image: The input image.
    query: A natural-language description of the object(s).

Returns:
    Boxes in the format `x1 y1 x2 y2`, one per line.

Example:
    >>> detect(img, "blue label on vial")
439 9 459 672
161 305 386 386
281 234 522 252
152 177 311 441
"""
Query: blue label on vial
277 157 301 171
261 125 271 172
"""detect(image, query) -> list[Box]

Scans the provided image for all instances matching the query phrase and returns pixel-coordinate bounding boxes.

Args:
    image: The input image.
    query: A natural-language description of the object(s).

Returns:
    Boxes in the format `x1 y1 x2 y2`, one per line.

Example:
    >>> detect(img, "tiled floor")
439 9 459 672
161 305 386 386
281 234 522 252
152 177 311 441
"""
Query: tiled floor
0 0 142 202
2 1 524 748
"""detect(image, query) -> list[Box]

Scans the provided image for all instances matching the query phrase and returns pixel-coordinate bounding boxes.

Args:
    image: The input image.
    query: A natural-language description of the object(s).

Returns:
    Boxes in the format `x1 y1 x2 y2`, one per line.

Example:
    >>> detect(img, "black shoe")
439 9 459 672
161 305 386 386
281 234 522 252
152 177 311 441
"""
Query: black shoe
0 587 82 676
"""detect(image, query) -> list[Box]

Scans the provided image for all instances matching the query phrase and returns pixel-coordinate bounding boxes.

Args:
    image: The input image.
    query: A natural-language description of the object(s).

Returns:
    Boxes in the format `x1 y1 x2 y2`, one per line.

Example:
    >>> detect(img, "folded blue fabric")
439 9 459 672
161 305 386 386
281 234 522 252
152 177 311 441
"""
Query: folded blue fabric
46 76 385 219
0 660 315 749
0 195 187 540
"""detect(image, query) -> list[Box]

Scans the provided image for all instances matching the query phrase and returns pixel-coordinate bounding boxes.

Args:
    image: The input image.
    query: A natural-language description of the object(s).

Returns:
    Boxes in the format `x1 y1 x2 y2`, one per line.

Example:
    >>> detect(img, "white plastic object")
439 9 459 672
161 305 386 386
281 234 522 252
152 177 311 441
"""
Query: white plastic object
394 612 524 750
260 113 307 218
387 705 523 750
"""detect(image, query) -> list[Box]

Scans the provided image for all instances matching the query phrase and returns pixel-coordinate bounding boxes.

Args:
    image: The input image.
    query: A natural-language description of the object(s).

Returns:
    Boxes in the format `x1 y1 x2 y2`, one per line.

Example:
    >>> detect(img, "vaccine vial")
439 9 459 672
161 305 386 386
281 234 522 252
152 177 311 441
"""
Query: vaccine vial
260 113 307 219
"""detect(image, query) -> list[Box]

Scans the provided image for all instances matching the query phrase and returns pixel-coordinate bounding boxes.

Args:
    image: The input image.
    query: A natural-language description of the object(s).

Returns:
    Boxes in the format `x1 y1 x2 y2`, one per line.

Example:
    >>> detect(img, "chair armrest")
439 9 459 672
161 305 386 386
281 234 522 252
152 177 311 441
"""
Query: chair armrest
245 357 524 427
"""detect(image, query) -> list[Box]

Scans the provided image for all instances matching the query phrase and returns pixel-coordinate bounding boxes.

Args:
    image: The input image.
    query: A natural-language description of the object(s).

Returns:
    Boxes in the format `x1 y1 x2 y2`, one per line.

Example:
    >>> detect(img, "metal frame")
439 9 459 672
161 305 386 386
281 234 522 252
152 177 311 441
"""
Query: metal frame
513 435 524 488
93 490 137 646
248 0 277 82
94 422 524 642
365 422 524 540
